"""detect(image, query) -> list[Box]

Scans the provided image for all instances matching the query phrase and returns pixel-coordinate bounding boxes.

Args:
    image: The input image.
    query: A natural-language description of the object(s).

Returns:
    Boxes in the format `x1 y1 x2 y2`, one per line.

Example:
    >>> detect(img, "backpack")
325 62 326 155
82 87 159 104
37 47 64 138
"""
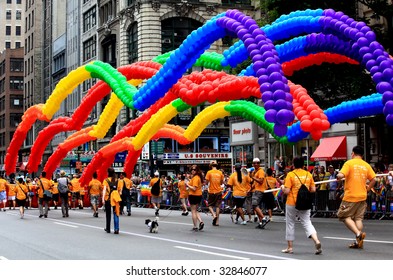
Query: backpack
293 172 312 210
151 178 161 196
57 177 69 194
121 180 130 197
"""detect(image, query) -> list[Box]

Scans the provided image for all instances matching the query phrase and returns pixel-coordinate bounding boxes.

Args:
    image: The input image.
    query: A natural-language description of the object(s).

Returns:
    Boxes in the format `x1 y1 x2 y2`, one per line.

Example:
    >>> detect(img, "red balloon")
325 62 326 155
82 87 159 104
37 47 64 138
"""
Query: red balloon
310 130 322 140
312 118 322 128
300 119 312 132
310 110 321 120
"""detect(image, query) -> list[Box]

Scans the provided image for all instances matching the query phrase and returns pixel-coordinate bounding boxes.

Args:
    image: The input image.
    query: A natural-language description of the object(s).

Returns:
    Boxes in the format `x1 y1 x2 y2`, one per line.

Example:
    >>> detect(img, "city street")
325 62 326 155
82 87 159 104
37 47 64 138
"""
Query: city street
1 206 392 260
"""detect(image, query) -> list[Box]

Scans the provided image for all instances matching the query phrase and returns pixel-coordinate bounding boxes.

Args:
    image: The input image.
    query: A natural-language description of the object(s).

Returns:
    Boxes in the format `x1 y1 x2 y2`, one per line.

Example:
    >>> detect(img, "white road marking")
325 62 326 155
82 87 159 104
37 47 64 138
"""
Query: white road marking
324 236 393 244
175 246 250 260
0 256 8 260
53 222 78 228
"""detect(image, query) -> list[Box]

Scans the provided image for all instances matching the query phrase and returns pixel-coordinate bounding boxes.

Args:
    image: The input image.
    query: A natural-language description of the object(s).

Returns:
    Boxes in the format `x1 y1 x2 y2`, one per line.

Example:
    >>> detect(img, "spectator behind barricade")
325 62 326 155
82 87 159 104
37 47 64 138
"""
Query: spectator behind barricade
336 145 376 249
387 165 393 209
278 156 286 175
165 175 173 206
327 165 340 215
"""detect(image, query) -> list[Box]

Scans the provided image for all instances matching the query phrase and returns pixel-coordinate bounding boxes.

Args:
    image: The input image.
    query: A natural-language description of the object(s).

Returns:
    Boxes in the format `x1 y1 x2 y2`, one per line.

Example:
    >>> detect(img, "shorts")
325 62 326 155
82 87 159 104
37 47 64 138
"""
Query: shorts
16 198 26 207
90 195 99 206
8 195 16 201
337 200 367 221
233 196 246 208
208 192 222 208
252 191 264 207
0 191 6 201
151 196 162 204
262 192 275 210
52 193 59 201
188 195 202 205
72 192 80 200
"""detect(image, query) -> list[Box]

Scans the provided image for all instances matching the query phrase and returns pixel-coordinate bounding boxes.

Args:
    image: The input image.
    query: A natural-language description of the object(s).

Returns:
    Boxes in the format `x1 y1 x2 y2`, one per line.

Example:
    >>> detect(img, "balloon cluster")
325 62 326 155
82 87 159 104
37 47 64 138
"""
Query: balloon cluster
4 8 393 183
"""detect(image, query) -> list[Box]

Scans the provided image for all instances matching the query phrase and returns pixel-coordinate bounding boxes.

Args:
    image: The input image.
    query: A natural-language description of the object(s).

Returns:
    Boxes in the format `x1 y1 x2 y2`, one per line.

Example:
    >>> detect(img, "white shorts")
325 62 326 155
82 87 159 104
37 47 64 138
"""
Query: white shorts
8 195 15 201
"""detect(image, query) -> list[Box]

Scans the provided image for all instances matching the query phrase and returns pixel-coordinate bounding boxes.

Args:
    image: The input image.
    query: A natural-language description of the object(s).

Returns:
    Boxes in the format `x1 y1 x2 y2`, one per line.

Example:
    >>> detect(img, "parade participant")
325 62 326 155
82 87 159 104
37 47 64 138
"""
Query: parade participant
249 158 269 228
281 156 322 255
88 171 103 217
26 178 35 209
0 174 8 211
226 163 251 225
15 177 28 218
102 167 121 234
51 178 59 210
186 165 204 231
149 171 162 217
57 170 72 218
264 168 277 222
37 171 53 218
205 160 224 226
178 174 189 216
337 145 376 249
119 172 132 216
70 174 82 209
7 174 16 210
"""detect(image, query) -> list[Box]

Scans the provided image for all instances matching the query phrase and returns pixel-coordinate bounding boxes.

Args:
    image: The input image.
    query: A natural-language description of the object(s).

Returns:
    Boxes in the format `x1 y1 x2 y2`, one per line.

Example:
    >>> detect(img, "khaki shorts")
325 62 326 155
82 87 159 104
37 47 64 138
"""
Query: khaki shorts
337 200 367 221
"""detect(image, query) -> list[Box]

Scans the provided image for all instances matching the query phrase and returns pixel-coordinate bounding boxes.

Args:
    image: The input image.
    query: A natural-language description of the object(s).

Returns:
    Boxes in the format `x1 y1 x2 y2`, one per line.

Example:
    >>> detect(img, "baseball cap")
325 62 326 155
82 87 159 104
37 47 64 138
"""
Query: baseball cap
154 171 159 176
252 158 260 163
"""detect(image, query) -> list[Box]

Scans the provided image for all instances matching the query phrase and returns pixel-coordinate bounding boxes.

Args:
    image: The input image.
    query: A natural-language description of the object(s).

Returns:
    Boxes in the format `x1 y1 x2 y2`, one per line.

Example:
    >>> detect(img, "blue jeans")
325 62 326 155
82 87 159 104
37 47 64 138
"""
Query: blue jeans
113 206 119 231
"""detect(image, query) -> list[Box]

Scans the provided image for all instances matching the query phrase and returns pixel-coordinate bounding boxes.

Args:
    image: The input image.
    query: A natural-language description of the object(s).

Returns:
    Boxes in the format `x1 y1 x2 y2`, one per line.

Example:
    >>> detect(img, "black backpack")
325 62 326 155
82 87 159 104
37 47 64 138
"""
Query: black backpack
151 179 161 196
293 172 312 210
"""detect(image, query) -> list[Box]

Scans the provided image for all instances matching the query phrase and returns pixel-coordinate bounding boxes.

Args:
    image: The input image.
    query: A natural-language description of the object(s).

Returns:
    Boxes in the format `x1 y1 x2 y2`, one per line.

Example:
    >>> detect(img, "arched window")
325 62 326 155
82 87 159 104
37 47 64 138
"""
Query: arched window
128 22 138 64
161 17 202 53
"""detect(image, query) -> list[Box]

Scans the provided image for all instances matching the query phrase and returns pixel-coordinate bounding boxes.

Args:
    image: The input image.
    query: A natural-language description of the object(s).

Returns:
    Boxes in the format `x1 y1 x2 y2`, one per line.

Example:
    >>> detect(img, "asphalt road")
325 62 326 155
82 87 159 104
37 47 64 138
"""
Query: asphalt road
0 206 392 260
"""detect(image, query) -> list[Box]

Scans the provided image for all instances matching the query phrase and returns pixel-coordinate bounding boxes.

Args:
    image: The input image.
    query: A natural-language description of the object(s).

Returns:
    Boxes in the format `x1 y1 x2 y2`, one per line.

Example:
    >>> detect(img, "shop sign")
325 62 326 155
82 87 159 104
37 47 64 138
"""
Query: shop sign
230 121 254 144
179 153 231 159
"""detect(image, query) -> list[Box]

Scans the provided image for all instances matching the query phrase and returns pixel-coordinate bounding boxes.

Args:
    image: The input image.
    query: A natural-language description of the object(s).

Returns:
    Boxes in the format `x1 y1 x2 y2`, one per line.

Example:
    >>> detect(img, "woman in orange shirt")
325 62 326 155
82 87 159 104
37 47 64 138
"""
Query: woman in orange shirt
186 165 204 231
15 177 28 218
178 174 189 216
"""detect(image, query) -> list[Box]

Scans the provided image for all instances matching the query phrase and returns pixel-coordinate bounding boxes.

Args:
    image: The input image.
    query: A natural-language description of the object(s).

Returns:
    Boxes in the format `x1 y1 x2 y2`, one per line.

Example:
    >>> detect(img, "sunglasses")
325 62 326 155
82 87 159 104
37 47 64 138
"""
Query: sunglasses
191 169 197 171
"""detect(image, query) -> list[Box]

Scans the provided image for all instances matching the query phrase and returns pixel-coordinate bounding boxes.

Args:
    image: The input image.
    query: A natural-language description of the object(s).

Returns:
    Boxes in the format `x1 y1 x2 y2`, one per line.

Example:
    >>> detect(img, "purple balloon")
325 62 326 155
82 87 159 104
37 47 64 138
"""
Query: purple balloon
382 91 393 104
359 46 370 57
357 37 369 47
265 109 277 123
244 38 255 47
385 100 393 112
255 34 266 43
274 124 287 137
285 93 293 102
271 80 286 91
264 57 277 66
261 91 273 102
379 60 392 70
365 59 376 70
276 110 292 125
274 99 287 111
383 68 393 79
268 72 282 83
266 64 280 74
260 45 272 53
257 74 269 83
253 61 265 71
286 101 294 111
365 31 376 41
372 72 383 83
244 19 255 29
250 51 261 59
237 29 248 38
272 89 286 101
386 114 393 125
377 81 393 93
324 9 336 17
261 51 274 61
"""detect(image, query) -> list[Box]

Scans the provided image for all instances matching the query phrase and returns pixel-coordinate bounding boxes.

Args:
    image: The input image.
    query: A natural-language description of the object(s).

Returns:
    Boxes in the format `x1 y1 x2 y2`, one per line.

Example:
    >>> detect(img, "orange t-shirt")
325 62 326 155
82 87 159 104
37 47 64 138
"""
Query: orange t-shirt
227 172 251 197
178 180 188 198
0 179 7 192
188 175 202 196
340 158 376 202
16 183 28 200
284 169 315 206
88 179 103 196
70 178 81 193
8 184 16 196
250 167 266 192
205 169 224 194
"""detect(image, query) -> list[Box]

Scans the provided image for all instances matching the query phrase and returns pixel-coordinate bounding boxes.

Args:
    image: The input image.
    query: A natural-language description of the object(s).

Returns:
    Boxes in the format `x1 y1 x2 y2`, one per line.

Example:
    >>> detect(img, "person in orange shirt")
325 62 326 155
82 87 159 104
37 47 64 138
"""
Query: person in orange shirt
7 174 17 210
226 163 251 225
0 174 9 211
281 156 322 255
178 174 189 216
37 171 54 218
15 177 28 219
79 178 86 209
119 172 132 216
337 145 376 249
88 171 103 218
263 168 277 221
25 178 35 209
186 165 204 231
102 167 121 234
249 158 269 228
51 178 59 210
70 174 81 209
149 171 163 217
205 160 224 226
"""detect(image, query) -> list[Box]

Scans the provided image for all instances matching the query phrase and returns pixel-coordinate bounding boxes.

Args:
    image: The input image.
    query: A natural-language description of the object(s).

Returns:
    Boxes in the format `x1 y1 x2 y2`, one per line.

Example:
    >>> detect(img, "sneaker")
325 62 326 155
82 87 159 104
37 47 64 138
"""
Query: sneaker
349 242 360 249
256 223 263 229
247 220 253 223
356 232 366 249
315 243 322 255
234 220 239 224
254 216 258 223
199 222 204 231
155 209 159 217
241 221 247 225
191 227 198 232
127 212 131 216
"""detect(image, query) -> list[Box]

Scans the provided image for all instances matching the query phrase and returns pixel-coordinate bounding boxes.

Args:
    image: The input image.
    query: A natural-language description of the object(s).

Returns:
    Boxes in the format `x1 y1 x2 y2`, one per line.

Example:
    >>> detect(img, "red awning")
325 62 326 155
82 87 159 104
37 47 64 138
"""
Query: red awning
310 136 347 161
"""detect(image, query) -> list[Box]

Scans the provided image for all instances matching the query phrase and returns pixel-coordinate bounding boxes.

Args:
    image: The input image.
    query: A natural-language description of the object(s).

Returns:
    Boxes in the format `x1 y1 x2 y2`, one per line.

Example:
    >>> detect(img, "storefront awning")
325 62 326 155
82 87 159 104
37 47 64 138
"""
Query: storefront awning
310 136 347 161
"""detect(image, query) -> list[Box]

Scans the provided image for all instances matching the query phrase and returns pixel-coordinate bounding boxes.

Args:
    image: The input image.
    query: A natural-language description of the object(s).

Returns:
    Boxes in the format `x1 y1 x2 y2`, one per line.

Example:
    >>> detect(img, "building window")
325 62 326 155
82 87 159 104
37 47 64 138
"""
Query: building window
16 10 22 20
10 113 22 128
0 63 5 76
10 95 23 108
32 10 34 27
7 0 12 4
83 7 96 32
5 42 11 49
15 42 21 48
9 77 24 90
10 59 24 72
198 137 218 152
162 17 203 53
6 10 12 20
0 79 5 93
16 26 21 36
128 22 138 64
17 0 21 3
83 36 97 62
83 0 90 4
6 26 11 36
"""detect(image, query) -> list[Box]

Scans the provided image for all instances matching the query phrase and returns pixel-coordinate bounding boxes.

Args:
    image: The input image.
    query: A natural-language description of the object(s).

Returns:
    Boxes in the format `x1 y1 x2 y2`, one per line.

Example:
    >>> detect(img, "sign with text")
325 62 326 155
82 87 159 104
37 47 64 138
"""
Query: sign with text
230 121 255 144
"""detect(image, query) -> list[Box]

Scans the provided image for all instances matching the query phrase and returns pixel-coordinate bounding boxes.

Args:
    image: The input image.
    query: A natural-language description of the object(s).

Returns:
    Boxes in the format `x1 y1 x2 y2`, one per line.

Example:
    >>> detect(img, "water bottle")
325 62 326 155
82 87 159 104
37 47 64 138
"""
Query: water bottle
371 201 376 212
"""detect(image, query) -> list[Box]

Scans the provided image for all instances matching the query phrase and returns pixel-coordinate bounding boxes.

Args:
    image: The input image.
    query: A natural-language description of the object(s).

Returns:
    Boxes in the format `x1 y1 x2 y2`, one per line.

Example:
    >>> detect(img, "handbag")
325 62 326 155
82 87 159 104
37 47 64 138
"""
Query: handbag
40 179 53 199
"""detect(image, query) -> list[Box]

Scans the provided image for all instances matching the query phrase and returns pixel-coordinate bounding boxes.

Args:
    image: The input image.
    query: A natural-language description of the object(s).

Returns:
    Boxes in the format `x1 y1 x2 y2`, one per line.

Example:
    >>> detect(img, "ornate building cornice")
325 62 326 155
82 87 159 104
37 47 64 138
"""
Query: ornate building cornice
120 0 141 21
169 0 198 17
151 0 161 12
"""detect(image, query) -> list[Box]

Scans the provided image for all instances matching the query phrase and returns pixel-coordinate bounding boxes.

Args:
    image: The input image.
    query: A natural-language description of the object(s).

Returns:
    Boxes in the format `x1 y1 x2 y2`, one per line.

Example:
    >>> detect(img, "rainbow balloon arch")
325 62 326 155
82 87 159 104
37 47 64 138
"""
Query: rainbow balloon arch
4 8 393 184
